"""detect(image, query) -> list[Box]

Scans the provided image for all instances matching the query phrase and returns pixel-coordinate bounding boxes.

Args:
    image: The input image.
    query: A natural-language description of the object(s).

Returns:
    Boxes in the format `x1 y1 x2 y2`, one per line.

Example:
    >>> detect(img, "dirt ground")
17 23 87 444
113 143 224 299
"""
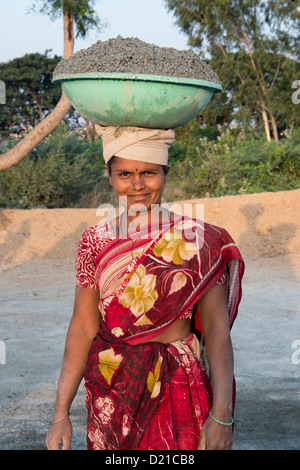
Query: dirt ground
0 189 299 450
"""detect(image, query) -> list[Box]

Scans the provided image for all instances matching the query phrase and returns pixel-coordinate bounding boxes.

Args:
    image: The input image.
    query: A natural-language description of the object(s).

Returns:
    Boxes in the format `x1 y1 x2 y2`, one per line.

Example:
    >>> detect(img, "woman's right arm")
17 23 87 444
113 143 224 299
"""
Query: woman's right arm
45 286 100 450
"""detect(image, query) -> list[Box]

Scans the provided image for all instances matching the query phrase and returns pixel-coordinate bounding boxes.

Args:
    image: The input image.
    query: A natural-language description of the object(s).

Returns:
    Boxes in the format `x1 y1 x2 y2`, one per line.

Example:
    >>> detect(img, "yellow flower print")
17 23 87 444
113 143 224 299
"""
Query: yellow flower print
134 314 153 326
111 327 124 337
98 347 123 385
147 353 162 398
153 228 198 265
119 265 158 317
169 271 187 296
152 237 168 258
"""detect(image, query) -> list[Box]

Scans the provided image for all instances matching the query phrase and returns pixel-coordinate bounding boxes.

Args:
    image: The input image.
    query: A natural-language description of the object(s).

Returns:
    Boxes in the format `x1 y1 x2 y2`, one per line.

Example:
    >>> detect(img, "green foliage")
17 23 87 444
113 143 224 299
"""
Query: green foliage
0 125 114 208
0 124 298 208
163 0 300 137
164 124 300 200
0 52 63 139
28 0 106 39
164 0 299 55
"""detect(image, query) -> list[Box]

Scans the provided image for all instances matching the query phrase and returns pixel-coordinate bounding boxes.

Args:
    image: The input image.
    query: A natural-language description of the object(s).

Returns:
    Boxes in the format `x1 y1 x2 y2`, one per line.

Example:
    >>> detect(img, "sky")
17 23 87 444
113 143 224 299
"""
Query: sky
0 0 190 63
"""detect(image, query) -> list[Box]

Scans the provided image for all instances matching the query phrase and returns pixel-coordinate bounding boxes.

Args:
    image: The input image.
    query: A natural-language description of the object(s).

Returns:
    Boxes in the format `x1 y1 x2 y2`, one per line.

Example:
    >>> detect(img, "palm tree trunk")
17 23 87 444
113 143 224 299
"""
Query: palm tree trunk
0 1 74 171
63 0 74 59
0 92 71 170
261 106 271 143
270 113 279 141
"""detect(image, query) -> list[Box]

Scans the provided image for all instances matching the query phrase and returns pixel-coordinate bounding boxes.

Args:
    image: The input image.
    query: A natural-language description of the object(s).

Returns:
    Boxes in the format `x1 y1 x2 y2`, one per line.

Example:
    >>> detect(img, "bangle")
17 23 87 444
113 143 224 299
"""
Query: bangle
209 410 234 426
49 413 71 425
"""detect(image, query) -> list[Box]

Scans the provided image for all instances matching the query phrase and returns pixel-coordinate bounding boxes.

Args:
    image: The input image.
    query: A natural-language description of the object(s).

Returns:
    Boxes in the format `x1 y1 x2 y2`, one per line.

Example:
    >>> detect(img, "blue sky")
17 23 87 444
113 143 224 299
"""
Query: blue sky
0 0 190 63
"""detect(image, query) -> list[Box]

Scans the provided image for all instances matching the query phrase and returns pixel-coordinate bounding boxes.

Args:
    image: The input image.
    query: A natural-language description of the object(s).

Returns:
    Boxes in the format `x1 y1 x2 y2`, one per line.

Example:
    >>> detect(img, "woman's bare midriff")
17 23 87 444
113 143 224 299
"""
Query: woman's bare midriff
145 318 191 344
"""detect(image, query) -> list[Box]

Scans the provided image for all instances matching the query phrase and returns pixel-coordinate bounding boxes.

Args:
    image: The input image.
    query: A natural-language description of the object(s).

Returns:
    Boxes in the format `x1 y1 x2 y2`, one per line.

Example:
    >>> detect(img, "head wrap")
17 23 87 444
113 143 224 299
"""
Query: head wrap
95 124 175 165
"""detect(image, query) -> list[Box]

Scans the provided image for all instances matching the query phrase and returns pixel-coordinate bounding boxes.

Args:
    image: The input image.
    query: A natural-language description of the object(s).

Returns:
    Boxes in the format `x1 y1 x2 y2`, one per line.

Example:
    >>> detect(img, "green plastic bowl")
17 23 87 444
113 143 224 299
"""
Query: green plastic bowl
53 72 222 129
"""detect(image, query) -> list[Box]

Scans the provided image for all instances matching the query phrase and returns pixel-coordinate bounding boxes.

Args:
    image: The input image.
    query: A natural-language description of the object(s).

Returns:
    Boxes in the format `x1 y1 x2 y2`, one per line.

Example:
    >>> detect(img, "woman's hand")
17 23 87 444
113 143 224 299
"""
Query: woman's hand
45 416 72 450
197 284 234 450
45 287 100 450
198 415 233 450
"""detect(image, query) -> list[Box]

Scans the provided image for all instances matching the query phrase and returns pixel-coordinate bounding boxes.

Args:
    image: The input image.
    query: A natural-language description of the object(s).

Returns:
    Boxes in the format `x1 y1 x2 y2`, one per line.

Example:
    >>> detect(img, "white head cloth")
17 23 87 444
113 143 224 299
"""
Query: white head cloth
95 124 175 165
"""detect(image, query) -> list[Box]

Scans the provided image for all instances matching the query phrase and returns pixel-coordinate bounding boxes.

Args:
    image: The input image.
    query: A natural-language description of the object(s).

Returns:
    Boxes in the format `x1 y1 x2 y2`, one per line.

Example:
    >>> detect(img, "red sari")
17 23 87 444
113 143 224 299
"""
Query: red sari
80 216 244 450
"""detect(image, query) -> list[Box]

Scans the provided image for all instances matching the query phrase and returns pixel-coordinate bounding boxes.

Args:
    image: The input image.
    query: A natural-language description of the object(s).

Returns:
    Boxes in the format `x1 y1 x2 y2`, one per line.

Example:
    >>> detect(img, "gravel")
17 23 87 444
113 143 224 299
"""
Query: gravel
53 36 221 85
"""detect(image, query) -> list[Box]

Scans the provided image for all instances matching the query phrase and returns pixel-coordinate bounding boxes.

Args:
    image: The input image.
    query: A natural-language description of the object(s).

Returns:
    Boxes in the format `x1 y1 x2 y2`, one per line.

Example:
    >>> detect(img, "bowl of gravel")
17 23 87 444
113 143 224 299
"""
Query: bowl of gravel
53 37 222 129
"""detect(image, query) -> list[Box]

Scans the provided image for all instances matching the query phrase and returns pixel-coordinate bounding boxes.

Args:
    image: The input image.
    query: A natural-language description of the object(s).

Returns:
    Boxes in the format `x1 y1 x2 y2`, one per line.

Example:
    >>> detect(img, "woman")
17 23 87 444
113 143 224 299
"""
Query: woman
45 126 244 450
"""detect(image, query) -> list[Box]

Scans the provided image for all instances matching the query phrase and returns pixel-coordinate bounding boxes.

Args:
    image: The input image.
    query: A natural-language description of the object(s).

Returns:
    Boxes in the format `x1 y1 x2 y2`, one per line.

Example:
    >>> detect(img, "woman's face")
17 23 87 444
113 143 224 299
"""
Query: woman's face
106 157 168 213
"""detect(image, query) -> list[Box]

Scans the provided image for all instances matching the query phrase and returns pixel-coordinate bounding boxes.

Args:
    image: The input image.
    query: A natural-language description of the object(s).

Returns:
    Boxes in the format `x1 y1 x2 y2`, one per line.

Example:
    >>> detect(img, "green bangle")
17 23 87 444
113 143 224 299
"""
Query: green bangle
209 410 234 426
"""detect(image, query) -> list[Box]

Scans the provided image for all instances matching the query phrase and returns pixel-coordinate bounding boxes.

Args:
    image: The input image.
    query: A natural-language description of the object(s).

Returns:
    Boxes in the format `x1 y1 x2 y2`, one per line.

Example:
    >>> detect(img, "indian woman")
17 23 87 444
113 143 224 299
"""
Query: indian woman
45 125 244 450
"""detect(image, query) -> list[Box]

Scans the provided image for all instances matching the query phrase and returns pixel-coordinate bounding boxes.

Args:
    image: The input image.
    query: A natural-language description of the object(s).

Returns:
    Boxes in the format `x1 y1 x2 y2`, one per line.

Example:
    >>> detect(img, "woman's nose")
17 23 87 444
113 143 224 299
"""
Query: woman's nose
131 174 145 190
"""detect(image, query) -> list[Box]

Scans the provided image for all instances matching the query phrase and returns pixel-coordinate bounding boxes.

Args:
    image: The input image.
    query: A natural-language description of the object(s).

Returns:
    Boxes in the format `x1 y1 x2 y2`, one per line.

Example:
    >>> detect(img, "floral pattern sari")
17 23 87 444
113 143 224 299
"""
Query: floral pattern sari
83 216 244 450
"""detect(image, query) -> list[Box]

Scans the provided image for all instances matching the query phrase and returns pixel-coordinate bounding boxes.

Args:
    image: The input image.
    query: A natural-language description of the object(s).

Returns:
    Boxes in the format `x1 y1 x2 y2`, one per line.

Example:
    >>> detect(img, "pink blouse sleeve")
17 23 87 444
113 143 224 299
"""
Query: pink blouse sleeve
75 228 98 289
75 223 116 289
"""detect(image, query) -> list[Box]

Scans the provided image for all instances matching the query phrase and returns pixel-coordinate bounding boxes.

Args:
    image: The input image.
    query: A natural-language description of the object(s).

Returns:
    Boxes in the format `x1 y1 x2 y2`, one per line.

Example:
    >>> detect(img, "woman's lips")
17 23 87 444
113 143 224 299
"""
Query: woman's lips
128 194 150 200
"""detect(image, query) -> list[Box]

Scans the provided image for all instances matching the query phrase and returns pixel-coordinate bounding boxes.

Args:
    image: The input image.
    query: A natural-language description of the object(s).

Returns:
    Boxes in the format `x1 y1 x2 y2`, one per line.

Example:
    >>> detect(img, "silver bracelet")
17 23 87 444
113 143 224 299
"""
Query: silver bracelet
209 410 234 426
49 413 71 425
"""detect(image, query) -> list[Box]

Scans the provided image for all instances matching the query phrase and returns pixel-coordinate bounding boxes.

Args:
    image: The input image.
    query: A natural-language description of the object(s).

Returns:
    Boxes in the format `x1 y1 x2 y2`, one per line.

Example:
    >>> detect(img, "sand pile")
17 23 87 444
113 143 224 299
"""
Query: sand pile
0 189 299 271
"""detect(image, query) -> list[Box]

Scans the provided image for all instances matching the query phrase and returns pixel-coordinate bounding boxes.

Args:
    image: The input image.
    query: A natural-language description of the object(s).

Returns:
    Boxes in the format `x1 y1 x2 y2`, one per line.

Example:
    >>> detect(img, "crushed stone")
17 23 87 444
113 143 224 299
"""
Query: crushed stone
53 36 221 85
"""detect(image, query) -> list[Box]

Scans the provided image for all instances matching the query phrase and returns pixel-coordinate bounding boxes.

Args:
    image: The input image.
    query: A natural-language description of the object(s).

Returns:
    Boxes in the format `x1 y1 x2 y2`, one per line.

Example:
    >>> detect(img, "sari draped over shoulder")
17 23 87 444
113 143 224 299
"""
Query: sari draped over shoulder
83 216 244 450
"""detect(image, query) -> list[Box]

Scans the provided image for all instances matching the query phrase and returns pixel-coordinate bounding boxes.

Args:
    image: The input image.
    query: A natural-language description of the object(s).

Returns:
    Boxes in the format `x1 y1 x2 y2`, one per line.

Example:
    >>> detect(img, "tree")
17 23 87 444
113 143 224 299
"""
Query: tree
0 51 86 141
0 0 104 171
208 45 300 136
164 0 300 141
0 52 62 141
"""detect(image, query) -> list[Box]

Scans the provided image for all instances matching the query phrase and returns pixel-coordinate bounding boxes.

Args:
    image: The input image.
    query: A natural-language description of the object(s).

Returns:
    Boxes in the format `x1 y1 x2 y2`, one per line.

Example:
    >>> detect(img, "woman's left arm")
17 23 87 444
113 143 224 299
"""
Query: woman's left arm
197 283 234 450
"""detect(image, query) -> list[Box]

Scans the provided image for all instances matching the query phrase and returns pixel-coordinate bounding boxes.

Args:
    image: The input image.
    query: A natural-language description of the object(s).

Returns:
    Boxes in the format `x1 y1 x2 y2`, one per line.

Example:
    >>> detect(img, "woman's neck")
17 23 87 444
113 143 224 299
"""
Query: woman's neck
119 205 172 236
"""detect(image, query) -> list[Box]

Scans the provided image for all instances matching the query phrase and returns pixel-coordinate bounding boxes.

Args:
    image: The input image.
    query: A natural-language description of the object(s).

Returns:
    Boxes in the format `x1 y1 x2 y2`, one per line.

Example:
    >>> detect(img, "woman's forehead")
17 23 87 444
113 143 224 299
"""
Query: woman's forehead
111 157 160 170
